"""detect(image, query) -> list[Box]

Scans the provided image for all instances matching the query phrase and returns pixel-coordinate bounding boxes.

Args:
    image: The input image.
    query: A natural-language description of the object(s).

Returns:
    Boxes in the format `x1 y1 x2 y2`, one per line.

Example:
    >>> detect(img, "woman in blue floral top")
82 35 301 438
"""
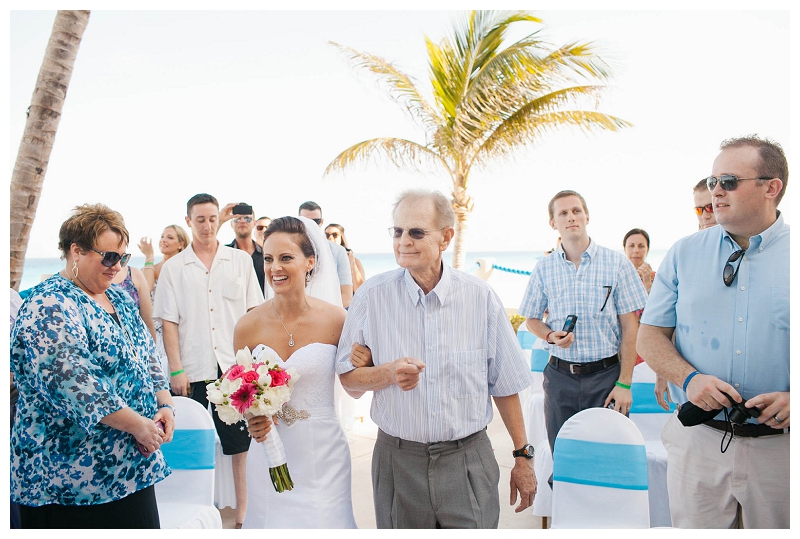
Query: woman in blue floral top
10 204 176 528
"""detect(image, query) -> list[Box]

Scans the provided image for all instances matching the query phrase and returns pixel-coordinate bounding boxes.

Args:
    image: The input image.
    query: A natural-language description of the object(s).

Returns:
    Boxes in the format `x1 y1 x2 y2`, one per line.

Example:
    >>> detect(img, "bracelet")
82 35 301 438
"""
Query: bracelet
615 381 631 390
142 266 155 270
159 403 176 417
144 261 155 266
682 370 700 392
170 369 185 377
545 331 555 344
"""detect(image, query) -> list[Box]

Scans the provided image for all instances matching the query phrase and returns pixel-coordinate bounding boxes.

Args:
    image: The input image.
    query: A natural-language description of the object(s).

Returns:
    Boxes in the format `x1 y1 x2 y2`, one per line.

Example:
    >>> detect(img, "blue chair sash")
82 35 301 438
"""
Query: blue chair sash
630 382 677 414
530 349 549 372
554 438 648 490
517 330 535 350
161 429 216 470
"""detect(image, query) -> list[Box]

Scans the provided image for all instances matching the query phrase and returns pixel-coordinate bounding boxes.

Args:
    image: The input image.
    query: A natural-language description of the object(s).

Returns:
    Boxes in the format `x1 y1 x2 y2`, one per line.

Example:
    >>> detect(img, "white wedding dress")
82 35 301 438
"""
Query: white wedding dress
242 343 357 529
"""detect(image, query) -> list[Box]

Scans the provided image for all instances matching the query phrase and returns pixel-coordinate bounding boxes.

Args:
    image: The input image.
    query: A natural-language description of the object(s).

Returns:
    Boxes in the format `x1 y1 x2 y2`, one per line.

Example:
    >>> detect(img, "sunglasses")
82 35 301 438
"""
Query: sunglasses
705 174 771 192
256 225 269 231
232 216 253 224
723 249 745 287
326 232 340 239
694 203 713 216
91 248 131 268
310 218 323 225
388 227 446 240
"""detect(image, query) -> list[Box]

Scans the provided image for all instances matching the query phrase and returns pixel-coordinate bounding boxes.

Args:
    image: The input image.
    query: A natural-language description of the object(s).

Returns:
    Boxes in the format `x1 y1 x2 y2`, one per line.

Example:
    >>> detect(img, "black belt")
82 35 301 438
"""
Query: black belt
704 419 788 438
548 354 619 375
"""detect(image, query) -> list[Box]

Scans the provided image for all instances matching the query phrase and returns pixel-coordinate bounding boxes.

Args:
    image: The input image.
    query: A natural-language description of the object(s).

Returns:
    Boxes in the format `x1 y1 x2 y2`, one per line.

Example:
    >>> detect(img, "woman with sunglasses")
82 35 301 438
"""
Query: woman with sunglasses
10 204 175 529
324 223 366 294
693 178 718 230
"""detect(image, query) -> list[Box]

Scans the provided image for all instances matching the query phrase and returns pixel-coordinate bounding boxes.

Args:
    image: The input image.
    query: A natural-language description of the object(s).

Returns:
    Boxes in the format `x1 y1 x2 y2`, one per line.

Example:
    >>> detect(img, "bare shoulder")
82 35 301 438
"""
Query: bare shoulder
307 297 346 343
129 266 150 293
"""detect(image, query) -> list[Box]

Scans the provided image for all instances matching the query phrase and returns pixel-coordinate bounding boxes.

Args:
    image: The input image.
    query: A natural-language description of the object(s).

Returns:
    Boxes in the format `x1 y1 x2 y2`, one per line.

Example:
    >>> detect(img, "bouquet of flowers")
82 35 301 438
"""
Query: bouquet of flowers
206 345 297 492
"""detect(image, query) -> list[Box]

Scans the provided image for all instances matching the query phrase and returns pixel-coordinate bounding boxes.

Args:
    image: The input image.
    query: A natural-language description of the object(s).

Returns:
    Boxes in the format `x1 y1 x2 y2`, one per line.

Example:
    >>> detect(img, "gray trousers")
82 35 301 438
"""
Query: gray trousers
543 360 620 456
371 428 500 529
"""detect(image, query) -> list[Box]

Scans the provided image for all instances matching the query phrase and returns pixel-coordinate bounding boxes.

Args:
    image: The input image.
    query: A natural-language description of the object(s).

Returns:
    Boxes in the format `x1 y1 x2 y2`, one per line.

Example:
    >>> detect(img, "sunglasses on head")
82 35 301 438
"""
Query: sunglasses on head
705 174 771 192
694 203 713 216
723 249 745 287
388 227 446 240
91 248 131 268
232 216 253 224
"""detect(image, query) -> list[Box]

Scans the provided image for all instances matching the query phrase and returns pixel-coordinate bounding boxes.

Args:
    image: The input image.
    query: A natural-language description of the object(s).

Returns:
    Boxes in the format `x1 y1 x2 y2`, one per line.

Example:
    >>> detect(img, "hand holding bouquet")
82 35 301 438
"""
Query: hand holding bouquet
206 345 297 492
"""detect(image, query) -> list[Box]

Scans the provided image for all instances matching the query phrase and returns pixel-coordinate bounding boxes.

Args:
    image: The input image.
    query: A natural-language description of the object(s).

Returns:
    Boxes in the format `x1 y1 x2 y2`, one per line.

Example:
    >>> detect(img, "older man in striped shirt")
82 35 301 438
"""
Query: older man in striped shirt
336 189 535 529
519 190 647 474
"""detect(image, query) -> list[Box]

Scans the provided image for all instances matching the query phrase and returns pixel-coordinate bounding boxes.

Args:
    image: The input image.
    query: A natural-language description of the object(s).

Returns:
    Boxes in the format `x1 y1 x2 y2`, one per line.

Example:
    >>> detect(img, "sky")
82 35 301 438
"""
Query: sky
5 4 795 265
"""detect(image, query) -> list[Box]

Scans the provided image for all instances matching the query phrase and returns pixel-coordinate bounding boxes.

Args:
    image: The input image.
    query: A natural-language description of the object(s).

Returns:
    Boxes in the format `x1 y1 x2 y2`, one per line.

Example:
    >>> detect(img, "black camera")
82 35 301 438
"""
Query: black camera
678 392 760 427
232 203 253 215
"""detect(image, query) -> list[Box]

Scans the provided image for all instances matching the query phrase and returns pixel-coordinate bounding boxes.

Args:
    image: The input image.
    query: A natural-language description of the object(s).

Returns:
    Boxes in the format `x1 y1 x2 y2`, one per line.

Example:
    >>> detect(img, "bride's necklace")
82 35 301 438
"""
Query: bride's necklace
272 299 309 347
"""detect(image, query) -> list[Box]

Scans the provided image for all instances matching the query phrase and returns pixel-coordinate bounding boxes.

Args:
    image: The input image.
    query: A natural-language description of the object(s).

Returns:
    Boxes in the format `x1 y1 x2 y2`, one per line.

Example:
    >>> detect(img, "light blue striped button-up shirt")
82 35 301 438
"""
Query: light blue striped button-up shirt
641 214 789 418
336 263 532 443
518 240 647 362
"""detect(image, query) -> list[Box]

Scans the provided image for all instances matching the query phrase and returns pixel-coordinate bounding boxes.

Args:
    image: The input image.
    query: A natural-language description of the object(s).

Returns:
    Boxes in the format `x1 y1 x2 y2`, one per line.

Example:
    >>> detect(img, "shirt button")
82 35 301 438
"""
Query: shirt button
736 350 742 355
210 308 214 312
735 383 740 388
740 286 745 291
738 317 743 322
428 346 433 351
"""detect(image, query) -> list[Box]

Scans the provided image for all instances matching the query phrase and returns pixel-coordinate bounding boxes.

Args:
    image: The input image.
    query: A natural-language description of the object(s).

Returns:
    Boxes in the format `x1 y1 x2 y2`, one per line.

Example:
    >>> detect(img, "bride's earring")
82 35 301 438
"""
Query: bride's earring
305 272 311 283
71 260 79 281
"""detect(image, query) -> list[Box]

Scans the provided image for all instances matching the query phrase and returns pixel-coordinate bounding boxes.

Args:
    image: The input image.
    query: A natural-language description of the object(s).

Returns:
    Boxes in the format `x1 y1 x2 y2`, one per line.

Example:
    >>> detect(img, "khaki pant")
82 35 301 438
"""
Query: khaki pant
661 412 790 528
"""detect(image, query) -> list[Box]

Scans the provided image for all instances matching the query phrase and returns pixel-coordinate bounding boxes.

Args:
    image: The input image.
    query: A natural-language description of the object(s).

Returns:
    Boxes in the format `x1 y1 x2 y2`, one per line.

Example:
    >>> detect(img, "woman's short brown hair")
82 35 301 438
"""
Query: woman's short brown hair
58 203 129 259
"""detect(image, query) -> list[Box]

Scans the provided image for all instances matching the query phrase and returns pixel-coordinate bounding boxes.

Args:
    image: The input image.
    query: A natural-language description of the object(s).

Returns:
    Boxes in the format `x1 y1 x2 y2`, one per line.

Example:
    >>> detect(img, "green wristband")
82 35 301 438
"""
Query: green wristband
615 381 631 390
170 369 185 377
144 261 155 266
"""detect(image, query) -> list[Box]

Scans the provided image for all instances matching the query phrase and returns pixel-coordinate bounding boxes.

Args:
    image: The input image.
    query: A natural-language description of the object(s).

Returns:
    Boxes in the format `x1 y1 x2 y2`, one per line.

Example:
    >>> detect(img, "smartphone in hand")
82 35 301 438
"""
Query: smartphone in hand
562 315 577 333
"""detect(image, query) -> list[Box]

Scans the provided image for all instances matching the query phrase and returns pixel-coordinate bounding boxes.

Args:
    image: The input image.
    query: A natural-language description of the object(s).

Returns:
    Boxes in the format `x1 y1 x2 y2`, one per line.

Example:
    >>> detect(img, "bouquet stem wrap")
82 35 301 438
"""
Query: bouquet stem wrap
261 425 294 492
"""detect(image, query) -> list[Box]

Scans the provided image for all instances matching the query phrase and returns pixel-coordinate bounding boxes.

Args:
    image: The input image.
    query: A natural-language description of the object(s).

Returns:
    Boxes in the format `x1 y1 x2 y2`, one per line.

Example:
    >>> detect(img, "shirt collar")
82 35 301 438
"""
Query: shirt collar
184 242 229 265
557 237 596 261
226 238 262 253
721 211 785 252
402 262 451 306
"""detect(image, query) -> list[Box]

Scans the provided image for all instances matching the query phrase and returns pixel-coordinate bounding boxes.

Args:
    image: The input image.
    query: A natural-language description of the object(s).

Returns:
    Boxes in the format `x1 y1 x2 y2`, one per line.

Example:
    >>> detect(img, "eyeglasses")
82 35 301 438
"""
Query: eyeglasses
325 232 340 239
90 248 131 268
232 216 253 224
694 203 713 216
388 227 446 240
722 249 745 287
256 225 269 231
705 174 771 192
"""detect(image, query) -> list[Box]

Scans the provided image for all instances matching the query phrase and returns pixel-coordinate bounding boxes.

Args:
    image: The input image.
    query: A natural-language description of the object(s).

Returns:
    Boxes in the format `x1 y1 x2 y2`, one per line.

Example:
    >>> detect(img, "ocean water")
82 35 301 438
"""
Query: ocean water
19 248 666 309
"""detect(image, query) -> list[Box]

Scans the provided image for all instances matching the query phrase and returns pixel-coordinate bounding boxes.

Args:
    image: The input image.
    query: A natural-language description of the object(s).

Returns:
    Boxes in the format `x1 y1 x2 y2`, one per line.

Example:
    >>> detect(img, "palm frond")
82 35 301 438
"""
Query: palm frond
324 137 451 178
329 41 442 136
474 103 632 166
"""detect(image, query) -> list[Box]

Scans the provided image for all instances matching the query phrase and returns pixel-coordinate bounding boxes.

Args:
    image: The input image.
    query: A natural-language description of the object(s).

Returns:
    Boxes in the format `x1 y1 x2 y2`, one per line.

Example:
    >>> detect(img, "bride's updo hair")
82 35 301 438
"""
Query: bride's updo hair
263 216 315 260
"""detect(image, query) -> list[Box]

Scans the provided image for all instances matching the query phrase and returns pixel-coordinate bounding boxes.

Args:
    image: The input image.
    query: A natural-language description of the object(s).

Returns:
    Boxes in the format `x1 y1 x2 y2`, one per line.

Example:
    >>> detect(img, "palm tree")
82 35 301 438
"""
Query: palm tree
325 10 631 269
9 10 90 291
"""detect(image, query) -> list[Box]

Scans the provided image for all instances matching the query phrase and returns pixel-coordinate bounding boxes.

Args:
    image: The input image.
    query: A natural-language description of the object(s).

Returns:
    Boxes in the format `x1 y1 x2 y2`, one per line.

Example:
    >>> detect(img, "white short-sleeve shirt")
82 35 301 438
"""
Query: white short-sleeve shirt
152 243 263 381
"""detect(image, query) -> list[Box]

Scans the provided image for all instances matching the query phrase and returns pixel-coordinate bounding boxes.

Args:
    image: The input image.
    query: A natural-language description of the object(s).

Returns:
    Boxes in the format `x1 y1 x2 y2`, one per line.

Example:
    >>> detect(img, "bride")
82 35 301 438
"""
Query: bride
234 216 360 529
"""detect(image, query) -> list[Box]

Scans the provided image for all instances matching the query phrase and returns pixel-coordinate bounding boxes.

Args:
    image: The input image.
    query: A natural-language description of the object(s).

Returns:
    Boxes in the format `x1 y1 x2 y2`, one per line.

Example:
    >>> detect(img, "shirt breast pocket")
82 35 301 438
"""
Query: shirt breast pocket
448 349 488 399
222 276 244 300
769 286 789 330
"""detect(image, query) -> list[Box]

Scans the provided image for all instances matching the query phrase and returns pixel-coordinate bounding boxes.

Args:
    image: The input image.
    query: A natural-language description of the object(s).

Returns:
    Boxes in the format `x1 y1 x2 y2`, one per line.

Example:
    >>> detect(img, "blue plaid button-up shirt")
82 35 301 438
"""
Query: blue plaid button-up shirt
518 239 647 362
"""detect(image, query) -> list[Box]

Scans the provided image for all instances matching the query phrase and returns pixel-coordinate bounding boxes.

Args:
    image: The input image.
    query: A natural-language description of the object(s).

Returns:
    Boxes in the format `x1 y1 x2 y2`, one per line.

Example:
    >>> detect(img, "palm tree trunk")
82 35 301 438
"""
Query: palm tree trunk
9 10 90 291
450 182 474 270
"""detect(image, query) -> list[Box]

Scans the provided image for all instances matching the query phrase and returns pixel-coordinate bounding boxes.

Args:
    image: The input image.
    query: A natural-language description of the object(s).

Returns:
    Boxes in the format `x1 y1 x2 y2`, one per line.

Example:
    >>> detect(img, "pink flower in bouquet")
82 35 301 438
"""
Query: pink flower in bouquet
230 382 259 414
269 368 291 387
241 370 260 384
226 364 245 380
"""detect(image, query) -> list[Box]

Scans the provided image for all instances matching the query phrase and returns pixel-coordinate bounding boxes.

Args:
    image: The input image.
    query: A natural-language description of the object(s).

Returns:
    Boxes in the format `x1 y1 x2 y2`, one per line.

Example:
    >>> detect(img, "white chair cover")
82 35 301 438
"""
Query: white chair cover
551 407 650 529
531 438 553 519
629 362 673 527
156 397 222 529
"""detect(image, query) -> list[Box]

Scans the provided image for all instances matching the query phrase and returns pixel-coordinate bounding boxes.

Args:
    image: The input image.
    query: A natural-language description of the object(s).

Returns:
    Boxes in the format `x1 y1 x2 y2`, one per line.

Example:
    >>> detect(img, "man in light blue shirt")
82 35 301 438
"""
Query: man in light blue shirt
519 190 647 460
336 189 535 528
638 135 789 528
298 201 353 308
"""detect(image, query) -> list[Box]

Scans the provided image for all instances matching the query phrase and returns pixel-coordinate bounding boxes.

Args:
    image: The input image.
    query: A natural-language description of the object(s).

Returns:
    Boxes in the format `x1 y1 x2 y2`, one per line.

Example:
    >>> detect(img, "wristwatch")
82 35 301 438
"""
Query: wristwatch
512 443 535 459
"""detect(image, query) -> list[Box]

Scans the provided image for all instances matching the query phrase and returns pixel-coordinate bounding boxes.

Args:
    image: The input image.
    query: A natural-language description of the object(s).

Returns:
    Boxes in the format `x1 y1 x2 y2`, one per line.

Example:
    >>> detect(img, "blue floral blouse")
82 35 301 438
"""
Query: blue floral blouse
10 274 171 506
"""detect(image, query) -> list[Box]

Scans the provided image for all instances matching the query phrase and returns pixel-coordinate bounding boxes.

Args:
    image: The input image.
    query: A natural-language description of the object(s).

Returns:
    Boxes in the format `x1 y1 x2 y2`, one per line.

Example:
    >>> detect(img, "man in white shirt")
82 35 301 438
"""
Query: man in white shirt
298 201 353 308
153 193 263 528
336 189 535 528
